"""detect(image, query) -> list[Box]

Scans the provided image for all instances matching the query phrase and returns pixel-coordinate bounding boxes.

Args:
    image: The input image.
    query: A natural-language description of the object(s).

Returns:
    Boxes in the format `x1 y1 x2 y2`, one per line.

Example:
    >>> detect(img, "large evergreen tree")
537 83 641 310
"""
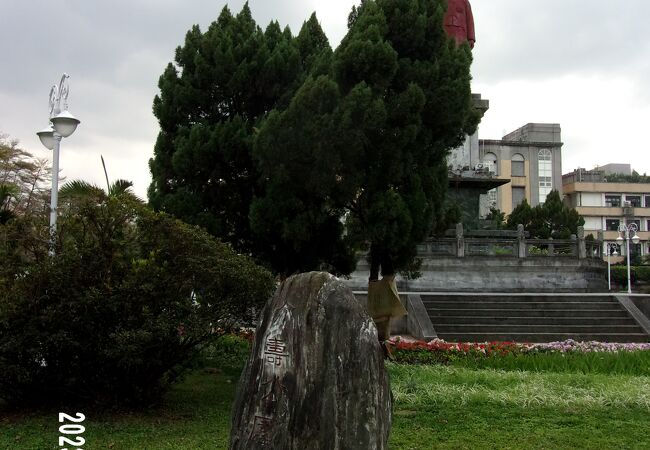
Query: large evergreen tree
148 4 328 253
254 0 479 279
251 74 357 276
150 1 479 279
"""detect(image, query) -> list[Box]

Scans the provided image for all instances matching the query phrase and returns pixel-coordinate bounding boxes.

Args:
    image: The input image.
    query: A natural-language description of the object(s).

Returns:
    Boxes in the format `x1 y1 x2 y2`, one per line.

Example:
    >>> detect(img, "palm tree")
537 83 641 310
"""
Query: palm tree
59 179 141 203
59 156 142 204
56 178 143 261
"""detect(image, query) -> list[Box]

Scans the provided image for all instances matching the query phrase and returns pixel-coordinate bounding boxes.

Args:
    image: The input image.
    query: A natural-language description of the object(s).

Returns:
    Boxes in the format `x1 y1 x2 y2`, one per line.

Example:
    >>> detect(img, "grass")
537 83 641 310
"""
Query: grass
390 402 650 450
449 350 650 376
0 369 239 449
389 363 650 410
389 364 650 449
2 359 650 449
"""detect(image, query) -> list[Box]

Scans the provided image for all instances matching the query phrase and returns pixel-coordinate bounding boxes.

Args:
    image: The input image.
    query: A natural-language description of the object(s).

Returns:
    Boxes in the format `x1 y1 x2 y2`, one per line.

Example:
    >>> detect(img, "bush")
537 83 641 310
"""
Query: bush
0 198 275 407
611 265 650 285
200 333 252 376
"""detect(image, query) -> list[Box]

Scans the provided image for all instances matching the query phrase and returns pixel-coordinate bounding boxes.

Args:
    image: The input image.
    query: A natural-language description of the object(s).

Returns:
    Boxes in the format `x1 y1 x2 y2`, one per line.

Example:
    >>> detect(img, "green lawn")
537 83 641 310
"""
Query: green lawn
2 364 650 449
0 369 237 450
389 363 650 449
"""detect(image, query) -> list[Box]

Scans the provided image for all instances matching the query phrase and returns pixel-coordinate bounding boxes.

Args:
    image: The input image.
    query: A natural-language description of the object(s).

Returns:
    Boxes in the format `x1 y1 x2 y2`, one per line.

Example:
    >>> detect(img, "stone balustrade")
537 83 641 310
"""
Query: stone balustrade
417 224 601 260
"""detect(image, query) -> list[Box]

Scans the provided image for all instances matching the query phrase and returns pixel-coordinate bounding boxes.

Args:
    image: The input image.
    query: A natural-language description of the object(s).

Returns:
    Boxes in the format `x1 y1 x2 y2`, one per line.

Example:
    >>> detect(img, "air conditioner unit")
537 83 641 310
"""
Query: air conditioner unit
624 201 632 207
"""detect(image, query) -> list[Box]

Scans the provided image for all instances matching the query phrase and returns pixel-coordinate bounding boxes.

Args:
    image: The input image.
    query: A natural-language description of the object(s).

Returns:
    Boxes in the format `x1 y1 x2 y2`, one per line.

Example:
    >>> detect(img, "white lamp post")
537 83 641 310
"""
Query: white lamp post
36 73 80 255
605 242 619 291
616 223 640 295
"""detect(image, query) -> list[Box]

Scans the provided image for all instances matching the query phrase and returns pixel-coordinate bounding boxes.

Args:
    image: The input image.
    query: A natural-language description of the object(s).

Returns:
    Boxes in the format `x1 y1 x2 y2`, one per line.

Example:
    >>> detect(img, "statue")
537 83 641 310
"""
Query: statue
444 0 475 48
367 275 407 341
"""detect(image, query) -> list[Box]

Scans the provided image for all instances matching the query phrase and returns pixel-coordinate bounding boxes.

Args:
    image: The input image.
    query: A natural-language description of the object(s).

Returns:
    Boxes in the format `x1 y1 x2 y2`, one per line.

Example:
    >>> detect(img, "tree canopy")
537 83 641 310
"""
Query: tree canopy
149 4 329 256
0 133 52 223
506 190 585 239
604 170 650 184
149 1 479 278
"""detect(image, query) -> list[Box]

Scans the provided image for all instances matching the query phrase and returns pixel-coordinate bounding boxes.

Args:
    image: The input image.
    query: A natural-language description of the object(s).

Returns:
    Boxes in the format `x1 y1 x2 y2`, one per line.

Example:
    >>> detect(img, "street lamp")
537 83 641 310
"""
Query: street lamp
37 73 80 254
605 242 619 291
616 223 640 295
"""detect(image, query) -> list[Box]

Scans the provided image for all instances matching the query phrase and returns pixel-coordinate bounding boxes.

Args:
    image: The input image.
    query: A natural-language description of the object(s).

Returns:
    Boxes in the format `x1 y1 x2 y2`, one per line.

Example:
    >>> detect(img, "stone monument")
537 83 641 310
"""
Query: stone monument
229 272 392 449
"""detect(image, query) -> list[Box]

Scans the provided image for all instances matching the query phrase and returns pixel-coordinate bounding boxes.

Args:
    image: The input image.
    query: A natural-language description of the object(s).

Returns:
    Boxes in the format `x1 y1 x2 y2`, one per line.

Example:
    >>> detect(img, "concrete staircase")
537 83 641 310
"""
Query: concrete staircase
423 294 650 343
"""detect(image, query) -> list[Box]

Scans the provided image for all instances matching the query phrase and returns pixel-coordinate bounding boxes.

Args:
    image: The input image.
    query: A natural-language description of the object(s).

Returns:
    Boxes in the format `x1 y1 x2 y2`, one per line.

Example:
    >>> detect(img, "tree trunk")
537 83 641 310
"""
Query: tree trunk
368 242 395 281
369 243 380 281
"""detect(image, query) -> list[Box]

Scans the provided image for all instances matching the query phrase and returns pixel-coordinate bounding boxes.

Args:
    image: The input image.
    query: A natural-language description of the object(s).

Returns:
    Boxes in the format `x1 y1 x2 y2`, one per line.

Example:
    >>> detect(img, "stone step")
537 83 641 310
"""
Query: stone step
421 295 617 303
434 332 650 343
419 294 649 343
430 316 638 326
434 324 645 334
427 308 629 318
423 301 619 310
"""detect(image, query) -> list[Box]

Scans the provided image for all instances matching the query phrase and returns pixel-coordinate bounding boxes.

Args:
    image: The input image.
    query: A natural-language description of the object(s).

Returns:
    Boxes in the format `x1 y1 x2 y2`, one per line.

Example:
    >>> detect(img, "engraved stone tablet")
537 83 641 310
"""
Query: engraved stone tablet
229 272 391 449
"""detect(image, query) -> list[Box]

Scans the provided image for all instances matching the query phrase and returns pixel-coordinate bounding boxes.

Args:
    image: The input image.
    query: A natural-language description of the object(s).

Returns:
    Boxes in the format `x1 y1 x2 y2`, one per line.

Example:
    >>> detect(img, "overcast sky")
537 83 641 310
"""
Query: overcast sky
2 0 649 198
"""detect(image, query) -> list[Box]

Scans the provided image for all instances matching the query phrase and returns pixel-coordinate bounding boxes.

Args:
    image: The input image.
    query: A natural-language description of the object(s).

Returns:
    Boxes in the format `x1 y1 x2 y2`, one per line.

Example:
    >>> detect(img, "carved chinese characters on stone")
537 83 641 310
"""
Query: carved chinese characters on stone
246 307 293 446
264 337 288 366
251 415 273 446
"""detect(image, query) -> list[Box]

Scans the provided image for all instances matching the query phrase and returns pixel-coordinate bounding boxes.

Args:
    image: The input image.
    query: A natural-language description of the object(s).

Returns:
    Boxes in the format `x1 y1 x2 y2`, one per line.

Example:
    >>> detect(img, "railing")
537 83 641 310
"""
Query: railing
466 239 517 257
419 224 601 260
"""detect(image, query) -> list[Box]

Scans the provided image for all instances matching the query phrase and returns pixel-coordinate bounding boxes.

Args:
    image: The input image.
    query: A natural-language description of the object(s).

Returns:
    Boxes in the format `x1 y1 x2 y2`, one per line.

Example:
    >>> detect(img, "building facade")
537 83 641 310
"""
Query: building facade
562 167 650 261
477 123 563 216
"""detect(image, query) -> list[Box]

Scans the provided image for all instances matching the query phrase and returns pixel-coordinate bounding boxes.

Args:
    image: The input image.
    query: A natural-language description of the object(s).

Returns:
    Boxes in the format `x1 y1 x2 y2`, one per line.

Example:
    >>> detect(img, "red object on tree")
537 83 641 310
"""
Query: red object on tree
444 0 475 48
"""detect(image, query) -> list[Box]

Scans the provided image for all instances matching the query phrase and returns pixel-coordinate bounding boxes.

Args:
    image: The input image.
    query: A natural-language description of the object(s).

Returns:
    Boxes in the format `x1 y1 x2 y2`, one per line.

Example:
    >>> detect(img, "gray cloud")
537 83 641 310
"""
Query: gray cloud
473 0 650 84
1 0 649 198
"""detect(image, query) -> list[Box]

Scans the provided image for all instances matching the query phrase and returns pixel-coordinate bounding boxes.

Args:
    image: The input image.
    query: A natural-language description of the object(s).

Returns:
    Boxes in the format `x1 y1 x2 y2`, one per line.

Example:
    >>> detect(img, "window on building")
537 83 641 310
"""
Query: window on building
645 195 650 207
539 177 552 202
626 219 641 231
512 187 526 210
605 195 621 207
626 195 642 207
606 219 621 231
538 149 552 203
647 219 650 231
483 152 497 175
511 153 525 177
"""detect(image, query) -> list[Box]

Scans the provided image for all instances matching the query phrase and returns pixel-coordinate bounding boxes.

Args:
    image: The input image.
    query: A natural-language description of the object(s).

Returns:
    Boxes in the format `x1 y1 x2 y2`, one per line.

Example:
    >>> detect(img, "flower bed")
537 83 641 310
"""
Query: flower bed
387 337 650 365
527 339 650 353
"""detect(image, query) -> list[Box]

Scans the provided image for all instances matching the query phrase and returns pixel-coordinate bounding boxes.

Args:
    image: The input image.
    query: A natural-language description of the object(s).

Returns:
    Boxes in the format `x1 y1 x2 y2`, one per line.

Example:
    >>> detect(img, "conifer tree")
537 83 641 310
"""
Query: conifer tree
148 4 328 253
150 1 479 280
506 190 585 239
254 0 479 279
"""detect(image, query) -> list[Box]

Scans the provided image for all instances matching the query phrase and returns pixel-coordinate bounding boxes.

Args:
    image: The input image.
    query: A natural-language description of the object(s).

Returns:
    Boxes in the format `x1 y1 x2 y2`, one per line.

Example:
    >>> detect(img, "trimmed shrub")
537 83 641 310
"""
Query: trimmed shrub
0 198 274 407
611 265 650 286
